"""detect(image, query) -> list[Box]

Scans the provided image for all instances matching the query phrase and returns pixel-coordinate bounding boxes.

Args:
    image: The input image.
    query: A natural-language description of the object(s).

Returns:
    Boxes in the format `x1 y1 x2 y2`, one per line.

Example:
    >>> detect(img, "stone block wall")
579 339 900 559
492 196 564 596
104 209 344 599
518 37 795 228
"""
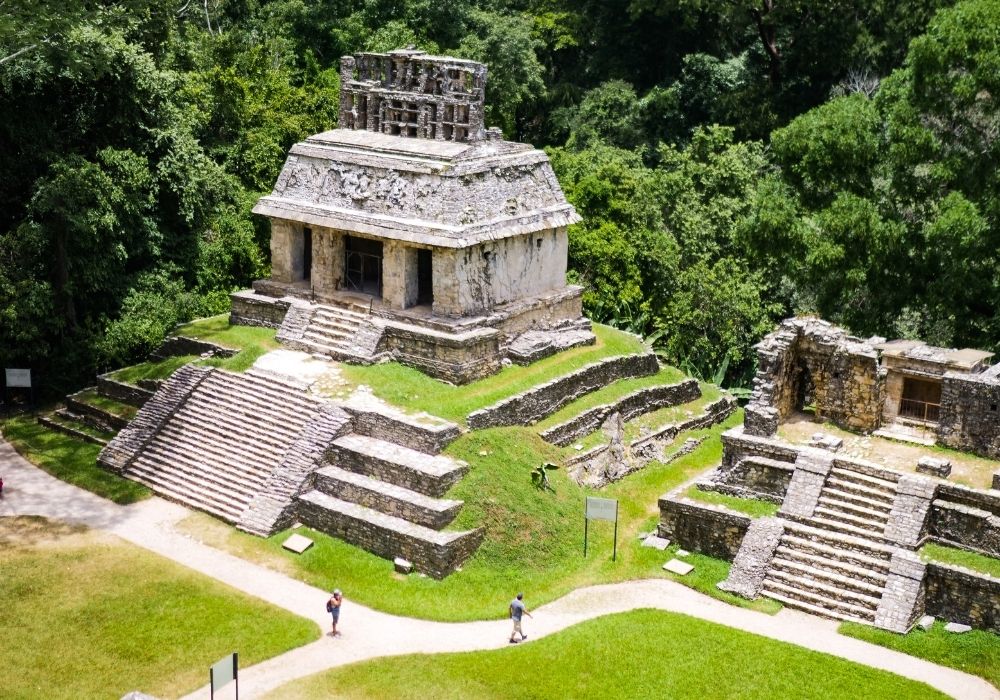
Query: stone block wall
468 353 659 429
657 496 751 561
230 289 292 328
720 427 800 470
96 374 154 407
343 404 461 455
925 563 1000 634
929 489 1000 558
938 372 1000 459
149 335 238 361
296 496 483 579
540 379 701 446
380 322 502 384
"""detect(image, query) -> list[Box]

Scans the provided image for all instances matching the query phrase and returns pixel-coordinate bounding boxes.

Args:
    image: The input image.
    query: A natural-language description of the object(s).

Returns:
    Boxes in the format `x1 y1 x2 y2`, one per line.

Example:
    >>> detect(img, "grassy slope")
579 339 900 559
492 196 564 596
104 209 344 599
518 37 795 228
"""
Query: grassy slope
337 324 646 423
175 314 281 372
1 416 150 504
921 542 1000 579
73 388 139 420
0 518 318 700
683 486 780 518
110 354 198 384
840 621 1000 689
179 411 780 621
266 609 943 700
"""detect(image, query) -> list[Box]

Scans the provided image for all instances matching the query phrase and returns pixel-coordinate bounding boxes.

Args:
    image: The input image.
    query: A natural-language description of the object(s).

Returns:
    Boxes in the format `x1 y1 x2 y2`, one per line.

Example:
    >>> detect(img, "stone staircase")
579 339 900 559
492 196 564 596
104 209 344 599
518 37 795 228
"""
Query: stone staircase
279 303 384 361
760 465 901 624
125 369 326 522
296 429 482 579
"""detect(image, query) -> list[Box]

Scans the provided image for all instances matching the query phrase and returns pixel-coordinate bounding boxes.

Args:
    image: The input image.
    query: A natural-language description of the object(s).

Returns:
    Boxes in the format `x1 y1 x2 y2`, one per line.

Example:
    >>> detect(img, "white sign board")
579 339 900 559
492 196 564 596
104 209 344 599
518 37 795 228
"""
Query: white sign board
585 497 618 522
211 653 236 689
5 369 31 388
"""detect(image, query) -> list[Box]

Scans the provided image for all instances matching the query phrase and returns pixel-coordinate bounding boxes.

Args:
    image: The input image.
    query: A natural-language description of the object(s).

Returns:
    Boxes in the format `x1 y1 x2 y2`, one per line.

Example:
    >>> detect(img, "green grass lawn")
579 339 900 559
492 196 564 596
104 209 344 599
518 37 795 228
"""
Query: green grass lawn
683 486 780 518
41 412 116 442
337 324 646 423
265 609 943 700
178 410 778 621
840 620 1000 689
1 416 150 504
175 314 280 372
72 388 139 420
0 517 318 700
109 354 198 385
920 542 1000 579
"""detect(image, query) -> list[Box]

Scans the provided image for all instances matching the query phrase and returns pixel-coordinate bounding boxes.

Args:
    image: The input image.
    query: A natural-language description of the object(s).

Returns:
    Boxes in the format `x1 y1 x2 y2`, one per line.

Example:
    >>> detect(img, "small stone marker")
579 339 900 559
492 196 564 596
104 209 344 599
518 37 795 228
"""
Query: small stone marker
641 535 671 550
917 615 935 631
809 433 843 452
944 622 972 634
663 559 694 575
676 549 690 557
282 533 314 554
916 456 952 478
574 443 584 451
394 557 413 574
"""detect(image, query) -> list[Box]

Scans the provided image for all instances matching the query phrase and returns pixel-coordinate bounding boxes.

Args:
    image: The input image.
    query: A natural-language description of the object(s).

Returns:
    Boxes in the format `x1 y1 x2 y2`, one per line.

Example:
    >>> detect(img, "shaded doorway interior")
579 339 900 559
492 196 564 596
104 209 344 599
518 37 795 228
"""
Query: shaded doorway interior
900 377 942 423
416 249 433 305
303 227 312 281
345 236 383 297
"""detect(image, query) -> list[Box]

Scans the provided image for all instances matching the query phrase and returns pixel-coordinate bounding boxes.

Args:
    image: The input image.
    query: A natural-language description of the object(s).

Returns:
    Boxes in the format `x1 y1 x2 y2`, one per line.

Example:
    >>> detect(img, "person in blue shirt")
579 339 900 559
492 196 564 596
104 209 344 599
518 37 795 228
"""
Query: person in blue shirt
509 592 532 643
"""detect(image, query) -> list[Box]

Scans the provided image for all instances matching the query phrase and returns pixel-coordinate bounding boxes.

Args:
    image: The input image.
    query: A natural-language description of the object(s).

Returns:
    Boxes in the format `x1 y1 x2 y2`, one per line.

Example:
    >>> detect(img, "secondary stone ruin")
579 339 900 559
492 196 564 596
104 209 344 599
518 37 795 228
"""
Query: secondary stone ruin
744 316 1000 461
231 48 591 383
657 316 1000 634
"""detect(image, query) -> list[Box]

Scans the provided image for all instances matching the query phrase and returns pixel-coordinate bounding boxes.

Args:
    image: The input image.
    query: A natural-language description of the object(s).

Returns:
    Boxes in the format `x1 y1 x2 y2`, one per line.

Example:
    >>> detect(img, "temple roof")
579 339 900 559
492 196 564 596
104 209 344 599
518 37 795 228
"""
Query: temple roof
253 128 580 248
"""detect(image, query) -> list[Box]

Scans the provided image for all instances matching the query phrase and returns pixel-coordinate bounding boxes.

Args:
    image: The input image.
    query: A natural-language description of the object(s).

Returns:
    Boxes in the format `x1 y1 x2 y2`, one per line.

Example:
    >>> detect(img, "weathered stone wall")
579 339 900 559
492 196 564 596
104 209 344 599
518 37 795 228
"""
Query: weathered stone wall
467 353 659 429
65 391 130 432
230 289 292 328
657 496 751 561
743 318 885 436
96 374 154 407
720 427 800 469
309 226 345 297
938 371 1000 459
540 379 701 446
296 494 483 579
343 403 461 455
925 563 1000 633
717 517 785 597
270 220 305 284
98 364 212 473
149 335 237 361
380 322 502 384
929 489 1000 558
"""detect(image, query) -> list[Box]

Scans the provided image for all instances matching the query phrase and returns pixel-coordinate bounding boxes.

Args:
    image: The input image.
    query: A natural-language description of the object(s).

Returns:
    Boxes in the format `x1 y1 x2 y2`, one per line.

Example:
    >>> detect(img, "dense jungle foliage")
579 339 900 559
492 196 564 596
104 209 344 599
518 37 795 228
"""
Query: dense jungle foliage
1 0 998 394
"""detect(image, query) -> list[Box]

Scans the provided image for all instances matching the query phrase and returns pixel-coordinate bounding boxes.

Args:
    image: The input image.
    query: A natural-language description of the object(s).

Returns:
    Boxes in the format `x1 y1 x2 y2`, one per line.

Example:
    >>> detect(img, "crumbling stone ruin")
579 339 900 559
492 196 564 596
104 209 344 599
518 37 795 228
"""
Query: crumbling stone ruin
657 316 1000 634
745 316 1000 460
232 48 591 383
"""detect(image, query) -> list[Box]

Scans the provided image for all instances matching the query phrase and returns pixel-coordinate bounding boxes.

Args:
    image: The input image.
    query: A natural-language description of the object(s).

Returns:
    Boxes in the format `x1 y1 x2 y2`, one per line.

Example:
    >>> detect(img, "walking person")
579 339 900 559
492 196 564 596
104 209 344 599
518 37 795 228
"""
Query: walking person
327 589 343 637
509 592 532 643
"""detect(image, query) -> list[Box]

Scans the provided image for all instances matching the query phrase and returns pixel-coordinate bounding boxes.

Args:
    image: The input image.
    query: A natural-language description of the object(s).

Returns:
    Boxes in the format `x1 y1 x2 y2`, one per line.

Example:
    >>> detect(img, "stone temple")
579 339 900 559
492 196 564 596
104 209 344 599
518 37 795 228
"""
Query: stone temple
232 49 592 383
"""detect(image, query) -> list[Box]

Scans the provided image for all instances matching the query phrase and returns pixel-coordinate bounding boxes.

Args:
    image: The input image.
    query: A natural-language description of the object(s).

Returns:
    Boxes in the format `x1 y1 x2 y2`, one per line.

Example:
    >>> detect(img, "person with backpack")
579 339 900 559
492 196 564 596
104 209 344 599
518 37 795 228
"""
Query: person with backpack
508 592 532 643
326 589 343 636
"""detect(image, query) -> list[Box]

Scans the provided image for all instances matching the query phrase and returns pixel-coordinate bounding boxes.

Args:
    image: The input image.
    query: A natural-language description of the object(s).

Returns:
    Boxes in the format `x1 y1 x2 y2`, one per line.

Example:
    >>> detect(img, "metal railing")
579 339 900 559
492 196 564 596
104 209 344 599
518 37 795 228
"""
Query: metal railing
898 398 941 424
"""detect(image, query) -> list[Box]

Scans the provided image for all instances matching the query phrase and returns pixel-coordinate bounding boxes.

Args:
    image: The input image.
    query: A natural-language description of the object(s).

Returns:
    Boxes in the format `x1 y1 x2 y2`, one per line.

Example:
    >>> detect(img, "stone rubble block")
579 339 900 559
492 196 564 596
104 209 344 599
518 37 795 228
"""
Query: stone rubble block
944 622 972 633
642 535 671 550
394 557 413 574
663 559 694 575
809 433 844 452
916 456 952 478
917 615 935 630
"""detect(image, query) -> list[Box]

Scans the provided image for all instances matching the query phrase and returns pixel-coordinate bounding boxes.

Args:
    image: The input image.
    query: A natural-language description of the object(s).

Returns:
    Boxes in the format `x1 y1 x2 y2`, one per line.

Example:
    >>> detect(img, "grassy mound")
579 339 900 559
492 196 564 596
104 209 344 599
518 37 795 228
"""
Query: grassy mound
0 517 318 699
265 609 944 700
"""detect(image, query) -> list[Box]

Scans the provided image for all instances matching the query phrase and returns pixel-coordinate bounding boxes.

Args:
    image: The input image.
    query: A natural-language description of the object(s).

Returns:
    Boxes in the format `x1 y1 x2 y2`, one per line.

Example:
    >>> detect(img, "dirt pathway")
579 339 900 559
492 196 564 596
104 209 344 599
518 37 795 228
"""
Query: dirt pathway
1 437 996 700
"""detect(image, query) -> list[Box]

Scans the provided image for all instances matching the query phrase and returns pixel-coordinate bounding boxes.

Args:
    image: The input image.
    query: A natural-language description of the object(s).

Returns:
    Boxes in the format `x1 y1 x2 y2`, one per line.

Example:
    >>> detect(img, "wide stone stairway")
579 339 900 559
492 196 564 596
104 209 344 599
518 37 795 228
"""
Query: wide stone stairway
125 369 327 522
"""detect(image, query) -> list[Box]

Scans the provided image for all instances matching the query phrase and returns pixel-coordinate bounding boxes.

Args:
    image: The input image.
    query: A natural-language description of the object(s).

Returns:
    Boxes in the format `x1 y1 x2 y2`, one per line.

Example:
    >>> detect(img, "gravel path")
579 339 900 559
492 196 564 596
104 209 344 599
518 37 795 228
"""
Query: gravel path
1 436 996 700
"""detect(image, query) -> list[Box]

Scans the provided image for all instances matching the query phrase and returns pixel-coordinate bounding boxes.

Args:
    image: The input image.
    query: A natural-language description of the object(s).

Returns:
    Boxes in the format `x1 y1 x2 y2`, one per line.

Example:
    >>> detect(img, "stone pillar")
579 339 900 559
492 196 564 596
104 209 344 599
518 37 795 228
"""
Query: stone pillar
402 247 420 308
270 220 303 284
381 240 406 309
432 248 462 317
310 227 337 298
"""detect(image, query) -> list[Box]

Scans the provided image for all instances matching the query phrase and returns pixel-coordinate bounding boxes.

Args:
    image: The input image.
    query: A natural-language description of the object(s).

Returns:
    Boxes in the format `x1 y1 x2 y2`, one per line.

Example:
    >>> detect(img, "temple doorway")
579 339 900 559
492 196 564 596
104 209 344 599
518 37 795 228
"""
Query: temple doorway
416 249 433 305
899 377 942 423
345 236 383 297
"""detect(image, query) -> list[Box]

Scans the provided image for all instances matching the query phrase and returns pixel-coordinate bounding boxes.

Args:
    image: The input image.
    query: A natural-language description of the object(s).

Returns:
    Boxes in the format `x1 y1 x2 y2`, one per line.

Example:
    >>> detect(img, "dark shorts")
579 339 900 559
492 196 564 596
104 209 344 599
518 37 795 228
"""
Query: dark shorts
330 609 340 622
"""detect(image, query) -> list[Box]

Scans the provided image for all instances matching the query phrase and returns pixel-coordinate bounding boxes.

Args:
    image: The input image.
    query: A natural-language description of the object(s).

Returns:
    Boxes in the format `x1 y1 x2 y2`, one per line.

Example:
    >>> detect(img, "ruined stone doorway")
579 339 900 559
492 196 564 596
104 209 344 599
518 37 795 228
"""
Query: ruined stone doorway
345 236 383 297
900 377 941 423
416 249 433 305
302 227 312 282
795 365 816 414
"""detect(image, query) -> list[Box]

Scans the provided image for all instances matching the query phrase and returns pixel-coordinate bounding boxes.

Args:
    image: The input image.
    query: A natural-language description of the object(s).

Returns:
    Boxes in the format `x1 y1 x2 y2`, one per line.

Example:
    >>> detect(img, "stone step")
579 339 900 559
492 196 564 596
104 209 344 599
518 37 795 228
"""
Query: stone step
819 486 895 512
296 490 482 579
242 368 313 394
179 398 305 444
768 562 884 604
328 434 468 498
128 456 249 520
828 467 898 494
139 445 267 498
303 331 350 349
316 304 368 322
313 465 462 530
759 588 874 625
773 545 889 586
760 579 877 621
807 515 892 543
816 495 891 523
310 316 358 335
783 521 894 559
812 505 888 533
174 406 300 458
197 375 322 418
153 423 280 478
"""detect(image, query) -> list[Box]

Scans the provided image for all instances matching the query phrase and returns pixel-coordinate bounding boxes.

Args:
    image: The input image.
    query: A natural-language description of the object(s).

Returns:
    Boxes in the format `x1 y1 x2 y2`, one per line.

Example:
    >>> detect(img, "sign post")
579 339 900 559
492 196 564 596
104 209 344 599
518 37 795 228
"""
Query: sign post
210 652 238 700
3 368 33 411
584 497 619 561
